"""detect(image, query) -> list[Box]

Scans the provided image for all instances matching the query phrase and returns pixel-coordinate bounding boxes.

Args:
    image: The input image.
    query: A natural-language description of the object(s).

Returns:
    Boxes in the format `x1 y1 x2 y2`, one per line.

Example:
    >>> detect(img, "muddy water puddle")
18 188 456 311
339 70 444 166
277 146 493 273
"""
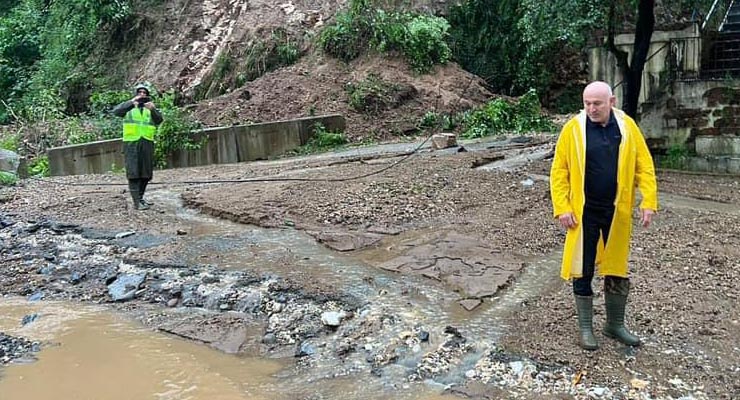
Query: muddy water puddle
0 299 283 400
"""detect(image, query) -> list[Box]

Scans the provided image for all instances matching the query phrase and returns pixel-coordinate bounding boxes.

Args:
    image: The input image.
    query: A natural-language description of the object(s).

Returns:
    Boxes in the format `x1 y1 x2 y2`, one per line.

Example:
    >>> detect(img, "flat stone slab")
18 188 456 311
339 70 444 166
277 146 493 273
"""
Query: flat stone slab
379 231 524 299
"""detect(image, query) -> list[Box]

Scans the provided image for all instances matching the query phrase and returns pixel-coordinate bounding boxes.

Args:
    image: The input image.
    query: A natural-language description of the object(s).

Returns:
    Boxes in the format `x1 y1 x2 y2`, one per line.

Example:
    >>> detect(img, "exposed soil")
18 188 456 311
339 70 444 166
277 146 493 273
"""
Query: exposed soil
2 138 739 399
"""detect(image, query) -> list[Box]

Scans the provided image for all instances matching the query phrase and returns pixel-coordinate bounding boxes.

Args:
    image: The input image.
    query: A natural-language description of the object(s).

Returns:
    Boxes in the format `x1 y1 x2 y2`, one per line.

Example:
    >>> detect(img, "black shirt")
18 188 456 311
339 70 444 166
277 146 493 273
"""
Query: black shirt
585 113 621 210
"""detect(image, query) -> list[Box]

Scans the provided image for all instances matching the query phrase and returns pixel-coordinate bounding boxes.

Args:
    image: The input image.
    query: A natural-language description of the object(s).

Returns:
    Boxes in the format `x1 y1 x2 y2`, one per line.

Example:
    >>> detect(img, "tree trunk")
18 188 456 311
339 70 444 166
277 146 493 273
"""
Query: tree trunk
624 0 656 118
606 0 655 119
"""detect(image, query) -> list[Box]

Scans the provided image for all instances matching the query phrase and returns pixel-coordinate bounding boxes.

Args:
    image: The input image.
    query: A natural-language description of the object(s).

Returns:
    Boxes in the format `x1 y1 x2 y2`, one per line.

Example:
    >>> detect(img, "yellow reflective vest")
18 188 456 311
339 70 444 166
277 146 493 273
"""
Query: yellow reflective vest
123 107 156 142
550 108 658 280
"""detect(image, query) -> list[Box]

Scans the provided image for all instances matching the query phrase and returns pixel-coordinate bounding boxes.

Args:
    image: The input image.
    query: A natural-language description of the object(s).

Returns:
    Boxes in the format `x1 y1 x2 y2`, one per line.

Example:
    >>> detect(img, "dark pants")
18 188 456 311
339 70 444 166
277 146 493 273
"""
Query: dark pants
127 178 151 199
124 139 154 205
573 205 629 296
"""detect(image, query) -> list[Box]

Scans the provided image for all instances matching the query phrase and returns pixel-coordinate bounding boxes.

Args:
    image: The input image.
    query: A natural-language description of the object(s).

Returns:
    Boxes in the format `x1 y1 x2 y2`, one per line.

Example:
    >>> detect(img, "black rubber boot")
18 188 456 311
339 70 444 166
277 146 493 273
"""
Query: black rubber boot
603 279 641 346
574 295 599 350
139 178 151 206
128 180 142 210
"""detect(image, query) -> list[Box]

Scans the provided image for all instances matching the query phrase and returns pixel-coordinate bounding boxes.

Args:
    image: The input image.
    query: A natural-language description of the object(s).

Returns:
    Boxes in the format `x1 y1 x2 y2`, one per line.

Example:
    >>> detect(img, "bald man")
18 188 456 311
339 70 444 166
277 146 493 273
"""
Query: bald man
550 81 658 350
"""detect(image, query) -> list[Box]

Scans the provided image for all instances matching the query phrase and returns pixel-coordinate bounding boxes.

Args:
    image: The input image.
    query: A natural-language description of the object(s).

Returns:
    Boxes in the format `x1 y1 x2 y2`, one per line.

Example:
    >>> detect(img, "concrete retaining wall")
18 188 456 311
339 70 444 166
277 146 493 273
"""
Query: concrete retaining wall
48 114 345 176
588 25 701 108
640 82 740 155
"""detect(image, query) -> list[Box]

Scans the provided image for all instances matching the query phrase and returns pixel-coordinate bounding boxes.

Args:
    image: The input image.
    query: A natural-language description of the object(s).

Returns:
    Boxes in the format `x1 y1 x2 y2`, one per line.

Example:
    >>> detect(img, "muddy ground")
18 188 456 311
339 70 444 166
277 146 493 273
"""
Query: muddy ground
1 137 739 399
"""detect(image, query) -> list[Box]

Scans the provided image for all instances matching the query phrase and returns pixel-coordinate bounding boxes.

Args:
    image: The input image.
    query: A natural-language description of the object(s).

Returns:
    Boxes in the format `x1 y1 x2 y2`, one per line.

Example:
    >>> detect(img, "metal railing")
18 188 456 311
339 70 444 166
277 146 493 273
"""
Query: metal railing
702 0 733 32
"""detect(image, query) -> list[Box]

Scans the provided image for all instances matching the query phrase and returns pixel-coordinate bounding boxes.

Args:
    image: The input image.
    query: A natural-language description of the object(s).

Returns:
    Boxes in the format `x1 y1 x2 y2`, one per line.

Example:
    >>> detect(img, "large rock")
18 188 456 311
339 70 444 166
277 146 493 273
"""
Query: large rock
107 273 147 301
431 133 458 150
0 149 20 175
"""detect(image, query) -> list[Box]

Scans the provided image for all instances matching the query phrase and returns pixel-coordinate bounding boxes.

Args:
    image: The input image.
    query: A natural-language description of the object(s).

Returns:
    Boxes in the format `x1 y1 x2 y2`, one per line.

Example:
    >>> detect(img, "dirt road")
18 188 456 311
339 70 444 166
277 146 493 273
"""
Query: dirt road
1 137 738 399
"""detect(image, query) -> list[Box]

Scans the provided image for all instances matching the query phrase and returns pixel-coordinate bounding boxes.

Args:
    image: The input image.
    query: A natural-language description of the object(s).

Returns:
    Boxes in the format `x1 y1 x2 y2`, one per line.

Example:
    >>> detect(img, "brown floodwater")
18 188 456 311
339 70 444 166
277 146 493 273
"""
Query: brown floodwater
0 298 282 400
0 299 459 400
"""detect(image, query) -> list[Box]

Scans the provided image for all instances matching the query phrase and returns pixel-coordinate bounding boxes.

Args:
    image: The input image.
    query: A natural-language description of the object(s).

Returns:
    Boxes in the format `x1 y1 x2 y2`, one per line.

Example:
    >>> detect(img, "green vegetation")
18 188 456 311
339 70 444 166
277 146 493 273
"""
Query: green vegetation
345 74 406 114
0 0 134 123
660 144 690 170
291 123 348 155
196 29 301 100
152 92 203 168
460 89 555 138
0 170 17 185
27 155 49 176
320 0 451 73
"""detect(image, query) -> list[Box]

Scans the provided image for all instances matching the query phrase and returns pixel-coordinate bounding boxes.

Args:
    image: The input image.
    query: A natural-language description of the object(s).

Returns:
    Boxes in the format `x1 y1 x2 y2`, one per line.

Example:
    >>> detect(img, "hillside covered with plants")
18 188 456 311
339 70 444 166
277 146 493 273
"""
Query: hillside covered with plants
0 0 711 175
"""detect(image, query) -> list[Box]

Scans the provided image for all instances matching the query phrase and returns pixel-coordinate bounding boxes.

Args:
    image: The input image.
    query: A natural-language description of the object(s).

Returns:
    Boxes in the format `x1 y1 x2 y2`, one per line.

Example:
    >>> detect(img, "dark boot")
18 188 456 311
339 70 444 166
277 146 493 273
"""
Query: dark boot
128 180 142 210
139 178 152 206
128 179 149 210
574 295 599 350
603 279 641 346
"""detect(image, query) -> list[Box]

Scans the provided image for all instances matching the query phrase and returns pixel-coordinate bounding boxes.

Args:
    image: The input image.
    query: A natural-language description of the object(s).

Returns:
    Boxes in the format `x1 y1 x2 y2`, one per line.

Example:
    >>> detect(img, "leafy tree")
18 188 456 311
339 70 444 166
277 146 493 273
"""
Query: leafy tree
448 0 525 95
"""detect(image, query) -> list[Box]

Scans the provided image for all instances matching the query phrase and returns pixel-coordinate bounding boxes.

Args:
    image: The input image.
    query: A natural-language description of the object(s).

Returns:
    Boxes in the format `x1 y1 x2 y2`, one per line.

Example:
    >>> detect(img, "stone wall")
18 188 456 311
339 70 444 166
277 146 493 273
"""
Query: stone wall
47 114 345 176
640 82 740 154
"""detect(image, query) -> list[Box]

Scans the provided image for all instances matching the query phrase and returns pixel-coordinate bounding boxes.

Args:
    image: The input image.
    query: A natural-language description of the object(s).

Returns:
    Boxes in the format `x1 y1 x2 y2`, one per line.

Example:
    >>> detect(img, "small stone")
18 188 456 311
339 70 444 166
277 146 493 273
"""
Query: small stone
296 342 316 357
588 387 607 398
115 231 135 239
459 298 482 311
21 314 39 326
176 229 187 235
27 292 44 302
509 361 525 376
262 333 277 345
69 272 83 285
630 378 649 389
166 298 179 307
321 311 346 327
418 330 430 342
219 303 231 311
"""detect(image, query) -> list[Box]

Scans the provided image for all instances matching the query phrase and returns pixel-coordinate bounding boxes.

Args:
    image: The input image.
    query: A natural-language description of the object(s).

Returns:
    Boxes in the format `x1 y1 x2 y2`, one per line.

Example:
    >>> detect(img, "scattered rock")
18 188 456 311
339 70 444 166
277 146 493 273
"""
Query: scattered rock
459 298 483 311
107 274 146 301
115 231 136 239
321 311 346 327
21 313 39 326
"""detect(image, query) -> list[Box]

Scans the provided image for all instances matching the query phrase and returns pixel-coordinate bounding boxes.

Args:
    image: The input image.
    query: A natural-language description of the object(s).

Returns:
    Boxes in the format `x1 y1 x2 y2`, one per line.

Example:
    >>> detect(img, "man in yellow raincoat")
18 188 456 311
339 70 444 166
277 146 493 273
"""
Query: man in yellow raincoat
550 81 658 350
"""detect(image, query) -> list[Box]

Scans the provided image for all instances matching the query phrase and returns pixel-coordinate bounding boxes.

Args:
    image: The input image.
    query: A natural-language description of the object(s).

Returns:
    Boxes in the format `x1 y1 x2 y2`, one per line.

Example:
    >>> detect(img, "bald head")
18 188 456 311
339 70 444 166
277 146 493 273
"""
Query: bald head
583 81 616 125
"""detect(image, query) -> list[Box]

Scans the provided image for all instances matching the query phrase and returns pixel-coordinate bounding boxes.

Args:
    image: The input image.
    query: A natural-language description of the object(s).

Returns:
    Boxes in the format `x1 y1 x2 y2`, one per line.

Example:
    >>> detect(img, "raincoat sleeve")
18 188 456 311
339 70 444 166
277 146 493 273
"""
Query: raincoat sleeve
550 126 573 218
111 101 134 117
632 122 658 211
150 108 163 126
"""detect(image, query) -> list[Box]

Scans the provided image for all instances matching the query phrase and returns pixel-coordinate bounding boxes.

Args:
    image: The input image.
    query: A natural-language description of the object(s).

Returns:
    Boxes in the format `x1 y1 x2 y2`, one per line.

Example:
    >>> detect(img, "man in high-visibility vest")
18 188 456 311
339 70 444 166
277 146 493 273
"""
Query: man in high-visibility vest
112 83 163 210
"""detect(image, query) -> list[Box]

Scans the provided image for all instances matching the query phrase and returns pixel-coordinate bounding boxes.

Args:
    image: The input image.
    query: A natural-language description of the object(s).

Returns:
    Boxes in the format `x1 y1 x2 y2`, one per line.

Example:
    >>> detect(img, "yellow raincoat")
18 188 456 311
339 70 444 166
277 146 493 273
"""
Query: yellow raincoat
550 108 658 280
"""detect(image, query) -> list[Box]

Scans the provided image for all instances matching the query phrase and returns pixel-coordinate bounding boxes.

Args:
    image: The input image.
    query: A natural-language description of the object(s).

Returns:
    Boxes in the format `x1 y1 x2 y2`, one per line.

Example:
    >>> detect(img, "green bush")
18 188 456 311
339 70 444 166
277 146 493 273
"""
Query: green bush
320 1 451 73
419 111 440 128
320 11 368 62
0 170 17 185
345 74 402 114
660 144 689 170
154 91 202 168
461 89 554 138
292 123 348 155
27 155 49 176
0 132 19 151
